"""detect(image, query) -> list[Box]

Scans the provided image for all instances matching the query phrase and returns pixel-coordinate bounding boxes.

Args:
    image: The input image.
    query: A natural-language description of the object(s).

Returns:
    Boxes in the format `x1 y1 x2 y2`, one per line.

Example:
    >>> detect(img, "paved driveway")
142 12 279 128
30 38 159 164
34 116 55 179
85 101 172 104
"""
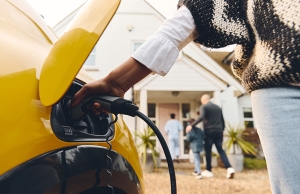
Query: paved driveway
143 162 271 194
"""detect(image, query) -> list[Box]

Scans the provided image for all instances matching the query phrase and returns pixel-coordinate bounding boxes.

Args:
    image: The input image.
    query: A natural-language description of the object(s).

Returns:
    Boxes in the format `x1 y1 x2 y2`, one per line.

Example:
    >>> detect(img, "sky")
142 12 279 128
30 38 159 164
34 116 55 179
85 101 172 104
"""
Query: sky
28 0 179 27
28 0 87 27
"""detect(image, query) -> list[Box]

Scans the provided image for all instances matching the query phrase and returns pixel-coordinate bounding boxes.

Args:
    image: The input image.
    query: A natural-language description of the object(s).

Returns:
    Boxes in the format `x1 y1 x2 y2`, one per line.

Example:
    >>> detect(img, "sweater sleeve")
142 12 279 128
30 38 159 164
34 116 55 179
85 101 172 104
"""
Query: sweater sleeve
132 6 198 76
178 0 251 48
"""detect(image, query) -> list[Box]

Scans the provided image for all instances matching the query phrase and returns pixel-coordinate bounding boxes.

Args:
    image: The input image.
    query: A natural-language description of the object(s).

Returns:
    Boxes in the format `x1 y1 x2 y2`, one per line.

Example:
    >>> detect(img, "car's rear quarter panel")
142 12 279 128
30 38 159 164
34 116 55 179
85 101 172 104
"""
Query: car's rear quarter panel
0 0 144 193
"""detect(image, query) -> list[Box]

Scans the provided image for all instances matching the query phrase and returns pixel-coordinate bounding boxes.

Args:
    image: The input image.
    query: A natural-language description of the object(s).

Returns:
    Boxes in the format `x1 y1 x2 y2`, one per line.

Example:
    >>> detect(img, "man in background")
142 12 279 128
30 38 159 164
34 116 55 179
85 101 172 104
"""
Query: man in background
164 113 183 163
186 94 235 179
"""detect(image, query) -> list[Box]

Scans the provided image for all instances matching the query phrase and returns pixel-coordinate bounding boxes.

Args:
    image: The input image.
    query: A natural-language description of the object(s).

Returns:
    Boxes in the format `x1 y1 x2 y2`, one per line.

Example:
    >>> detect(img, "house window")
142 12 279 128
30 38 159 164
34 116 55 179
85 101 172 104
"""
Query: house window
181 103 191 119
148 103 156 118
147 103 157 138
243 107 255 128
133 42 143 52
84 47 96 67
181 103 191 154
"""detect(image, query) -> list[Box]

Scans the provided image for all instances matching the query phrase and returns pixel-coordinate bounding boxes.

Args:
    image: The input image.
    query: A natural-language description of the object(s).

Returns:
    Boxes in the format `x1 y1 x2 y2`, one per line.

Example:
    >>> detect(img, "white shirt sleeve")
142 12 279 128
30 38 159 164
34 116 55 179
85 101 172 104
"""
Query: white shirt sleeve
131 6 198 76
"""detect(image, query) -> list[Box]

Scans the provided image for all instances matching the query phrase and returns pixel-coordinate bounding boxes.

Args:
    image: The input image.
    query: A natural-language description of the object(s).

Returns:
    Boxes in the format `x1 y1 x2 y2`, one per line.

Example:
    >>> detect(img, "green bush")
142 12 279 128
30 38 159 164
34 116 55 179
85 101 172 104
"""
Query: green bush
244 158 267 170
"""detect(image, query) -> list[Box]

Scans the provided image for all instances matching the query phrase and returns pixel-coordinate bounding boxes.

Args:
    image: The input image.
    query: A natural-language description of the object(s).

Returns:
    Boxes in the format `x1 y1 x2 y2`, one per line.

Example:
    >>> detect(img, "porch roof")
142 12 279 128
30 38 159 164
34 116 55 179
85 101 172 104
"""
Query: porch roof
134 52 228 92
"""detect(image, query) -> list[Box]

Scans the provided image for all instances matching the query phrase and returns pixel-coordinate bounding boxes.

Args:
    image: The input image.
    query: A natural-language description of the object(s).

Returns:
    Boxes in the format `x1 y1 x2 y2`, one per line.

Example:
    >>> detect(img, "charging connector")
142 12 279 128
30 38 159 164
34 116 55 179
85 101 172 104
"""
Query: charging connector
68 95 139 120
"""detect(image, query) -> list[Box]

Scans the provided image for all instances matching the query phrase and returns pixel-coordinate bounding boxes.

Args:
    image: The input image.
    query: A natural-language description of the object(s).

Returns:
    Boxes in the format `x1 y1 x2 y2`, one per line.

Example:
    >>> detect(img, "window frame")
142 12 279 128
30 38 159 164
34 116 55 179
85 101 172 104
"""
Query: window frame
242 106 255 129
83 46 98 71
147 103 157 141
180 103 192 155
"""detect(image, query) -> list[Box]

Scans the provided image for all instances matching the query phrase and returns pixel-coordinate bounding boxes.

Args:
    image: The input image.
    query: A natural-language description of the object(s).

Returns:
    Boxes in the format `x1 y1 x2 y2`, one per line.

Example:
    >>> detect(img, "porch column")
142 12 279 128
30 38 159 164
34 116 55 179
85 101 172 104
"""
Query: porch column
139 89 148 131
213 90 222 107
220 87 240 125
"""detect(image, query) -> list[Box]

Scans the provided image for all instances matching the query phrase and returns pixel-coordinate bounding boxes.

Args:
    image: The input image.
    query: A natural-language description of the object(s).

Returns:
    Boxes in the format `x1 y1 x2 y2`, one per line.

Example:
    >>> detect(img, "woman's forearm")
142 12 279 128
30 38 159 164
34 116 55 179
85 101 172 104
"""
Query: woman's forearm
104 57 152 96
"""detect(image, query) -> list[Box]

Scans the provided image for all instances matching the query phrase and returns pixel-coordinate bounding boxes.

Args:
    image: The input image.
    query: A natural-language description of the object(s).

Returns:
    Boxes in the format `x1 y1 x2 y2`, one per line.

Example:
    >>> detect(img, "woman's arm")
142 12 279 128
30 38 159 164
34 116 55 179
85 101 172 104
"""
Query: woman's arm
73 6 198 106
72 58 151 106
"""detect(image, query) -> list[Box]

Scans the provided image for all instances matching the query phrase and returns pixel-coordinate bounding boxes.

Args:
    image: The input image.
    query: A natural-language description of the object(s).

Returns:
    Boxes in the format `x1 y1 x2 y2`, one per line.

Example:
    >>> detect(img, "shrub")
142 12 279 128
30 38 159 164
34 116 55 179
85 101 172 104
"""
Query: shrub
223 123 257 156
135 127 158 168
244 158 267 170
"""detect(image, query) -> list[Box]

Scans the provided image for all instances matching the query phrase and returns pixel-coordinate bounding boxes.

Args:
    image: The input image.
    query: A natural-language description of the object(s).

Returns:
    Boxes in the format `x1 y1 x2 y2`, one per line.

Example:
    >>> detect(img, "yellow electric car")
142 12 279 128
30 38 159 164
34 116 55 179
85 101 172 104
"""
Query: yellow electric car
0 0 144 193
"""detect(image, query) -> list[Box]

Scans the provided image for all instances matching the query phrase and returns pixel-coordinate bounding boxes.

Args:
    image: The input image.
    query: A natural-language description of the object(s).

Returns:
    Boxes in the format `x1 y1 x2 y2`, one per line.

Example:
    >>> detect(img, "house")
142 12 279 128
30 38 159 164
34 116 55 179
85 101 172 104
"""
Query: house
53 0 255 160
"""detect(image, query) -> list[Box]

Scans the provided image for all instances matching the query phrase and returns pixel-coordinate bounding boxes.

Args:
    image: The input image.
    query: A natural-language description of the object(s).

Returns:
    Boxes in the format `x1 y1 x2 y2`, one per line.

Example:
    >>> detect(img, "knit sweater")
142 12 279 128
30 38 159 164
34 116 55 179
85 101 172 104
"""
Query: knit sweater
178 0 300 93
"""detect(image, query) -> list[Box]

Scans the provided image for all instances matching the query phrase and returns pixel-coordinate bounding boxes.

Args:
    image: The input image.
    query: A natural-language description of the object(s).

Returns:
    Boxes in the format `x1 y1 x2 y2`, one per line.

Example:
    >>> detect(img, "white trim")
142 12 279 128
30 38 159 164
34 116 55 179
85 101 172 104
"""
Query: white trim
144 0 167 21
52 3 85 30
139 90 148 131
179 102 193 158
84 67 99 71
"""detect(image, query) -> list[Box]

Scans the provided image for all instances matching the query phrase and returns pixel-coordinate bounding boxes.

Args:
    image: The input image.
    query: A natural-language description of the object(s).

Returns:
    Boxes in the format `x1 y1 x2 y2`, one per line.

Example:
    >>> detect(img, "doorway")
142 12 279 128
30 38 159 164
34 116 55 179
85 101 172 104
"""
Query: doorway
158 103 179 159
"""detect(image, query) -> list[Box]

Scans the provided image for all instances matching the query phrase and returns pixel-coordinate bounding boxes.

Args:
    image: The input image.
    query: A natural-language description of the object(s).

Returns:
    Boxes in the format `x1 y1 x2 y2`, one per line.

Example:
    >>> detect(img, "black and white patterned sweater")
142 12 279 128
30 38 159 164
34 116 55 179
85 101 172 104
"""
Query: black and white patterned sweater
178 0 300 93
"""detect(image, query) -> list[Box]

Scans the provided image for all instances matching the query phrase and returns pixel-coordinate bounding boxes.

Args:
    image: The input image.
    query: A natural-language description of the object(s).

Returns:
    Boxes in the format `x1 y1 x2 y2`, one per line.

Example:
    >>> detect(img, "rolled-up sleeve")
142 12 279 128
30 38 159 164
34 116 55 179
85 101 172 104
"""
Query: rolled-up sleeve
131 6 198 76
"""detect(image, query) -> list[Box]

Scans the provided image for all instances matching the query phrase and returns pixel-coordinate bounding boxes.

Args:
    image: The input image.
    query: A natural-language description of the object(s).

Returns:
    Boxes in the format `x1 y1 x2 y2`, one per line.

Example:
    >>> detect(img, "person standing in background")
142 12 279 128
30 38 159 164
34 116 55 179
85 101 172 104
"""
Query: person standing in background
164 113 183 163
186 118 205 179
186 94 235 179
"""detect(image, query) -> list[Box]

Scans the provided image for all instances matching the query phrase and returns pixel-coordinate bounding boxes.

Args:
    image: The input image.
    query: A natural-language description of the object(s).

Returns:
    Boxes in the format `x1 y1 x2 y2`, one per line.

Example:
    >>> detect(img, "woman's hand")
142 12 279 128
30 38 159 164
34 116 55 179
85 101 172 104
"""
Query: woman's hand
71 77 124 108
72 57 152 112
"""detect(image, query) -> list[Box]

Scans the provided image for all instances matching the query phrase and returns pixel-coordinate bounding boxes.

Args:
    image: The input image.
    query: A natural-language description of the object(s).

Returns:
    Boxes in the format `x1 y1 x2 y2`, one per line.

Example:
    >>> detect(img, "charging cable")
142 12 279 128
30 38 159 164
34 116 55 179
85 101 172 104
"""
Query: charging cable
69 95 177 194
135 110 176 194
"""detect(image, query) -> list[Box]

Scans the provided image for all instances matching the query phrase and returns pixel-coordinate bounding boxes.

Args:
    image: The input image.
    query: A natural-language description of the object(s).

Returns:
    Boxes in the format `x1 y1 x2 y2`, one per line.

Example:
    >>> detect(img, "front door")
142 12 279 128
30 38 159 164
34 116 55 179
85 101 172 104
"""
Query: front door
158 103 180 159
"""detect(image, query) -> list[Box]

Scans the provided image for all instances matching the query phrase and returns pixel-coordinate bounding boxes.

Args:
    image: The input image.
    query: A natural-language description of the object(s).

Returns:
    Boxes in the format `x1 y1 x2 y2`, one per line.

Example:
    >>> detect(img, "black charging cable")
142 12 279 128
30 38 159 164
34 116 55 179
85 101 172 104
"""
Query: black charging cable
70 95 177 194
135 110 176 194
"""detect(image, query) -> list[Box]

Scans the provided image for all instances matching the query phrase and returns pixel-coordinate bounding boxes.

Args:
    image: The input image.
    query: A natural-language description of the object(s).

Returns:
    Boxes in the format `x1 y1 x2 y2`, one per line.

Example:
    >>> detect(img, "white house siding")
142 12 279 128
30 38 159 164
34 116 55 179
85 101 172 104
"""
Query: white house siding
141 60 226 91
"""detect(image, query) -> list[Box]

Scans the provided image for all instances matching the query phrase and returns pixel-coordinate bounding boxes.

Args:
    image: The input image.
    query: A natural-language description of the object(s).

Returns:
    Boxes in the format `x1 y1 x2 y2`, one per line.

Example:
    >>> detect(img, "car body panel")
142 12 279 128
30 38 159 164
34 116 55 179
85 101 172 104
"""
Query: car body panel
0 0 144 192
7 0 57 44
40 0 120 106
0 1 52 78
0 146 142 194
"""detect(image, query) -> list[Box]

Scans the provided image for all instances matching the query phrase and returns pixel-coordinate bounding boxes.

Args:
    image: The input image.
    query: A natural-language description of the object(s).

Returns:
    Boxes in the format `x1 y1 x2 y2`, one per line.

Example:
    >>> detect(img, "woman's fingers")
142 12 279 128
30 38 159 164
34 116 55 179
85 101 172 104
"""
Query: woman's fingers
91 102 109 115
72 80 105 107
71 89 86 107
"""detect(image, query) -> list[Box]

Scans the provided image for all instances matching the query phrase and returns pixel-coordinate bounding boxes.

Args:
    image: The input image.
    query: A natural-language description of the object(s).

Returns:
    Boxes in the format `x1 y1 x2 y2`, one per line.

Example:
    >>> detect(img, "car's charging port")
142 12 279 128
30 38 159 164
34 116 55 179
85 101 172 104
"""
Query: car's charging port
50 80 114 142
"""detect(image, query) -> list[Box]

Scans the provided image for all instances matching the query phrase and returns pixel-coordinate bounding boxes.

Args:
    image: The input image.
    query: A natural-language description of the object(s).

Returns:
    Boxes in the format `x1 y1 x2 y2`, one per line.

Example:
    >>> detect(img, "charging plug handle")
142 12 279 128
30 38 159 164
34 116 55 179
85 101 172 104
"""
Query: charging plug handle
69 95 139 120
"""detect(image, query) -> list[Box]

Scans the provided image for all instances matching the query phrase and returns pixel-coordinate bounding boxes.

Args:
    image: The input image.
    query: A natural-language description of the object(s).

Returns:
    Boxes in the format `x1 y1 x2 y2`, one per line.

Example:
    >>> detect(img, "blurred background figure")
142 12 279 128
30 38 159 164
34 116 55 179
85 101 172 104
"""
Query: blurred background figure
164 113 183 163
186 118 205 179
186 94 235 179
